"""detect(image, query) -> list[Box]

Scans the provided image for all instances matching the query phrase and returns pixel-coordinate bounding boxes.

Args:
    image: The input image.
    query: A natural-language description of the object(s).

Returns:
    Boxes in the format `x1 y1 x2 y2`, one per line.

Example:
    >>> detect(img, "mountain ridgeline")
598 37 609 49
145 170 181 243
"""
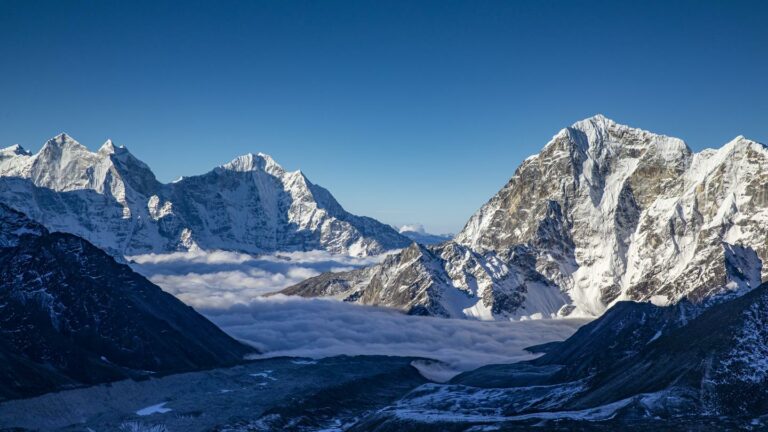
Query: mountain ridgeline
283 115 768 319
0 135 410 258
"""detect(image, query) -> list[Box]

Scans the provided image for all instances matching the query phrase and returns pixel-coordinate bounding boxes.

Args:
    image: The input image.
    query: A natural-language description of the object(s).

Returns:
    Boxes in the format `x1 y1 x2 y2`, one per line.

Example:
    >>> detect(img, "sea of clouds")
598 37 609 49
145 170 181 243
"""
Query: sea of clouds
128 249 391 309
129 249 589 379
204 296 587 379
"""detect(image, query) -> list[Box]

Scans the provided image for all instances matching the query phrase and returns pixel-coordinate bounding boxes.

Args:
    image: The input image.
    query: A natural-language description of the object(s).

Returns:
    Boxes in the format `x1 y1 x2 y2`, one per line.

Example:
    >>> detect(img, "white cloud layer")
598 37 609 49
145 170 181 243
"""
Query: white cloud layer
130 249 589 380
399 223 426 234
128 249 392 309
203 296 588 378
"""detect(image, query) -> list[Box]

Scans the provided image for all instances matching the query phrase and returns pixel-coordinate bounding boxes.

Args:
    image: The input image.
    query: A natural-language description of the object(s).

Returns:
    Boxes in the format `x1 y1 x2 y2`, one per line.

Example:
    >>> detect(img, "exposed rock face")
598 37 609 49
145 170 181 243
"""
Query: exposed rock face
0 204 254 400
0 134 410 257
283 241 567 319
282 115 768 319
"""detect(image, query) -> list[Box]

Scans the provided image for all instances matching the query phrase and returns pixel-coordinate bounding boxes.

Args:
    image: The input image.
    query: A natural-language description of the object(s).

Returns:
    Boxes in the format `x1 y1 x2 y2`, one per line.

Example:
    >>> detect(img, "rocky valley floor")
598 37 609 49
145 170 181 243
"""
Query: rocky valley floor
2 354 764 432
0 356 427 432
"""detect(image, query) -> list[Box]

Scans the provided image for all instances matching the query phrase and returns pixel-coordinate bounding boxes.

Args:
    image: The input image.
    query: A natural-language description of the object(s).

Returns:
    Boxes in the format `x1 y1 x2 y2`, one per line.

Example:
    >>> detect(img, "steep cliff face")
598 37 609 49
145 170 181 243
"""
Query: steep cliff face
0 134 410 257
455 115 767 316
284 241 567 319
282 116 767 319
0 204 254 400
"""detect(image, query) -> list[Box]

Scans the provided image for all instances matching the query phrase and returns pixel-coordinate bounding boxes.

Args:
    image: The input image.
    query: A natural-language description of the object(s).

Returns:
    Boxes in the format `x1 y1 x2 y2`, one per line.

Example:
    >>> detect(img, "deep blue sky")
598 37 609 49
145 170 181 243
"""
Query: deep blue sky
1 1 766 233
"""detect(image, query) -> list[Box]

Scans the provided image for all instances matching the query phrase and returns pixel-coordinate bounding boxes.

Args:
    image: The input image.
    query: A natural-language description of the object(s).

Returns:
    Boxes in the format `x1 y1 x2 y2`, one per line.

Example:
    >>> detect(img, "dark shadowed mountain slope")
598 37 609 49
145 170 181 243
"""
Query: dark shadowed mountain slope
562 280 768 414
0 204 255 400
353 282 768 430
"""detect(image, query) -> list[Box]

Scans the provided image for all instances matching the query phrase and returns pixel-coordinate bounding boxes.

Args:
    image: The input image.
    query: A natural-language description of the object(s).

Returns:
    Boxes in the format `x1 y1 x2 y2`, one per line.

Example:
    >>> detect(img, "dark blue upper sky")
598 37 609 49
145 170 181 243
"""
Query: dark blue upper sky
1 0 766 233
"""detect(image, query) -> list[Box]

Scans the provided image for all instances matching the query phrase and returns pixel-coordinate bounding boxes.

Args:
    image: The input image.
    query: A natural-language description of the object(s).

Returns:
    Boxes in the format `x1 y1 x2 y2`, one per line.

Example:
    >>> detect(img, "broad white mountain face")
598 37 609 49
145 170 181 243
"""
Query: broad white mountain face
283 115 768 319
0 134 410 257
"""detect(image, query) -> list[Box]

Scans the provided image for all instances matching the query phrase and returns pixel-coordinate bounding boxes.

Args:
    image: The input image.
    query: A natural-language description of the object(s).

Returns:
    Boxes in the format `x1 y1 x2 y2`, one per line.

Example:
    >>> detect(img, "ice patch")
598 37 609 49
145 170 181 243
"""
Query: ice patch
135 402 172 416
410 360 461 383
290 359 318 365
250 371 277 381
650 295 669 307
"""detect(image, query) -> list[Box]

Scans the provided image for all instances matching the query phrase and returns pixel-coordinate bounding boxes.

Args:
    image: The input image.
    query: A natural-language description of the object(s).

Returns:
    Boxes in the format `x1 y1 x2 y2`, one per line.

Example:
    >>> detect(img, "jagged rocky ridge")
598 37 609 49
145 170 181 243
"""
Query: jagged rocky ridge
0 204 254 401
282 115 768 319
0 134 410 257
346 282 768 430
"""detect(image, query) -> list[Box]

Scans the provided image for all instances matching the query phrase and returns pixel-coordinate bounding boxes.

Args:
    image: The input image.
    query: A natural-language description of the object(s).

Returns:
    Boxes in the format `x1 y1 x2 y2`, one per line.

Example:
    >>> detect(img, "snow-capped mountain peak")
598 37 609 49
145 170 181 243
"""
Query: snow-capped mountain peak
568 114 689 152
0 135 410 257
220 152 284 175
0 144 30 156
454 116 766 316
282 115 768 319
569 112 615 131
40 132 87 153
48 132 75 144
98 139 117 154
722 134 766 152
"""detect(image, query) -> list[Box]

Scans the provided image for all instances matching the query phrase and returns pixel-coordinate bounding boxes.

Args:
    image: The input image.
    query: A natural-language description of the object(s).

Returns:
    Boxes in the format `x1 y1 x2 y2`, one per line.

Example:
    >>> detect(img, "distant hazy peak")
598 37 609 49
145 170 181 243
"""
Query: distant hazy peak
0 144 30 156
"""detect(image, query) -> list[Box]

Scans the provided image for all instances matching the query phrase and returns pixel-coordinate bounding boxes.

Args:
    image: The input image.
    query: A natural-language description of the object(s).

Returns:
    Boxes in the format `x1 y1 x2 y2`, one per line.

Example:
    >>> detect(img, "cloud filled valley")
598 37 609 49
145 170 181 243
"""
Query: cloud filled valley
130 249 587 376
128 249 391 309
205 295 587 378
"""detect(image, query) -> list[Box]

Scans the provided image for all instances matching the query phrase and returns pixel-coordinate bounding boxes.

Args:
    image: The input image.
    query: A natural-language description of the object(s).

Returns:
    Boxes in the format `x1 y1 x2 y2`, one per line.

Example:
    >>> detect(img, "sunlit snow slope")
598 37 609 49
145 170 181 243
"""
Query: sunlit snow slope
0 134 410 257
283 115 768 319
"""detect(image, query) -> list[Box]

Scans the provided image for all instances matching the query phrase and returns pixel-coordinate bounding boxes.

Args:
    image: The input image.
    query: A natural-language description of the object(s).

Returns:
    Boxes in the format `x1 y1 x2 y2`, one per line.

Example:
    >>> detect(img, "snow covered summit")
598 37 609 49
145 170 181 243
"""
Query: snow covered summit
0 135 410 257
283 115 768 319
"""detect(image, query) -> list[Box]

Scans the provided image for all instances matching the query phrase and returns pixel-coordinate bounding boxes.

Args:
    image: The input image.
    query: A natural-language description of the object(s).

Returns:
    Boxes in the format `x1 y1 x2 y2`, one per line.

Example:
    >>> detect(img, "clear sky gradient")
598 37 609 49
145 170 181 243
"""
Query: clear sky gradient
1 0 766 233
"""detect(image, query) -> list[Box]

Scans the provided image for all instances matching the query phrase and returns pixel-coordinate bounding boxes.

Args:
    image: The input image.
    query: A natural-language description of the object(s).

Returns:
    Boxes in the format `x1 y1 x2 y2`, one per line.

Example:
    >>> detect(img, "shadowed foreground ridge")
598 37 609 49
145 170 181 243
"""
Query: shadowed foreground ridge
0 204 255 400
350 281 768 430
